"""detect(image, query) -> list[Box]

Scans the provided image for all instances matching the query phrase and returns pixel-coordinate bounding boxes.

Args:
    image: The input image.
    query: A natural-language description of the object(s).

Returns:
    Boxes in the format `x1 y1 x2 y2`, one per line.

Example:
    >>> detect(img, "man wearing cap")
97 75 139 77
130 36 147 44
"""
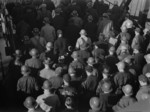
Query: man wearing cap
24 96 44 112
54 30 67 56
131 27 144 52
75 29 92 50
113 84 136 112
41 17 56 43
136 75 150 101
30 28 47 54
25 48 43 70
36 80 53 112
39 59 55 80
97 13 113 41
143 54 150 75
49 67 64 89
40 42 55 62
114 61 133 95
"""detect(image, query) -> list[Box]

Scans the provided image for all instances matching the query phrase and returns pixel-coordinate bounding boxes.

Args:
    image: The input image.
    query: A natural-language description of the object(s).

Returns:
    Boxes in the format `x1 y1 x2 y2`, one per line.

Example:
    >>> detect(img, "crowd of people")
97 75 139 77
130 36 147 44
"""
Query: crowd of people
1 0 150 112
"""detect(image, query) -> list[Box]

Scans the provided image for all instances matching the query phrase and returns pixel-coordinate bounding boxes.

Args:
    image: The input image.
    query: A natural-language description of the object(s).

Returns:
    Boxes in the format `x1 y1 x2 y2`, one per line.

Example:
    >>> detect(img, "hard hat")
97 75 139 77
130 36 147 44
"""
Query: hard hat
71 51 79 59
122 84 133 96
29 48 39 56
42 80 52 90
46 42 53 49
89 97 100 111
87 57 95 65
101 81 113 93
21 65 31 73
116 61 126 70
23 96 37 109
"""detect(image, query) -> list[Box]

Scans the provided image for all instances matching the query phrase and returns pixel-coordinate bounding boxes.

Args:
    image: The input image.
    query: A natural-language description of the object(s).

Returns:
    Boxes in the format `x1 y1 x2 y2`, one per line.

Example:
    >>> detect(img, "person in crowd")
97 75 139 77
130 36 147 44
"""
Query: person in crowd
136 75 150 101
75 29 92 50
113 84 136 112
17 65 39 103
89 97 101 112
97 13 113 41
36 80 53 112
39 59 55 80
54 29 67 56
143 54 150 75
41 17 56 43
30 28 47 54
40 42 55 62
24 96 44 112
49 67 64 89
25 48 43 70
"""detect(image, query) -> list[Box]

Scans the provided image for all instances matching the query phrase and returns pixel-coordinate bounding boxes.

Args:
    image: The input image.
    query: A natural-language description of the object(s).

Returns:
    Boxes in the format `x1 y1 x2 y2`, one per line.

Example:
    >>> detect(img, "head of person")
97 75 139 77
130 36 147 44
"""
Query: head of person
102 65 110 79
121 36 128 44
21 65 31 76
114 0 118 6
121 26 127 33
55 67 63 77
43 17 50 24
14 49 22 59
46 42 53 51
116 61 126 72
71 10 78 17
143 28 150 36
135 27 141 35
87 15 93 22
133 45 140 54
87 57 95 66
89 97 100 111
123 56 133 65
65 96 75 109
85 66 93 76
138 75 149 86
79 29 87 36
32 28 40 36
42 80 53 94
43 58 52 67
24 97 37 110
63 74 71 86
29 48 39 58
71 51 79 60
144 54 150 64
39 3 47 11
68 67 76 77
103 13 109 19
57 29 63 38
109 46 116 55
101 81 113 93
122 84 133 96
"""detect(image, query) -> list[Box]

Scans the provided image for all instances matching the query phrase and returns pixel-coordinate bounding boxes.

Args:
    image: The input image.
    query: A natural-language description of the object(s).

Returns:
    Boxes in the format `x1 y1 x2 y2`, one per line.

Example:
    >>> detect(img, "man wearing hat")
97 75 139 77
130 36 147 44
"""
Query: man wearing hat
40 42 55 62
24 96 44 112
54 30 67 56
131 27 144 52
25 48 42 70
136 75 150 101
143 54 150 75
41 17 56 43
114 61 133 95
36 80 53 112
49 67 64 89
39 59 55 80
75 29 92 50
98 81 119 112
30 28 47 54
97 12 113 41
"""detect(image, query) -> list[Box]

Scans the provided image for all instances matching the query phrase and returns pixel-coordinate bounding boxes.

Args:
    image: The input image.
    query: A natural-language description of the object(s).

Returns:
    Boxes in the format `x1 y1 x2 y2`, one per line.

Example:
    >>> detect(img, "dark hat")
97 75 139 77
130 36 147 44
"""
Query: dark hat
103 13 109 18
135 27 141 33
55 7 62 14
63 74 71 83
138 75 148 83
